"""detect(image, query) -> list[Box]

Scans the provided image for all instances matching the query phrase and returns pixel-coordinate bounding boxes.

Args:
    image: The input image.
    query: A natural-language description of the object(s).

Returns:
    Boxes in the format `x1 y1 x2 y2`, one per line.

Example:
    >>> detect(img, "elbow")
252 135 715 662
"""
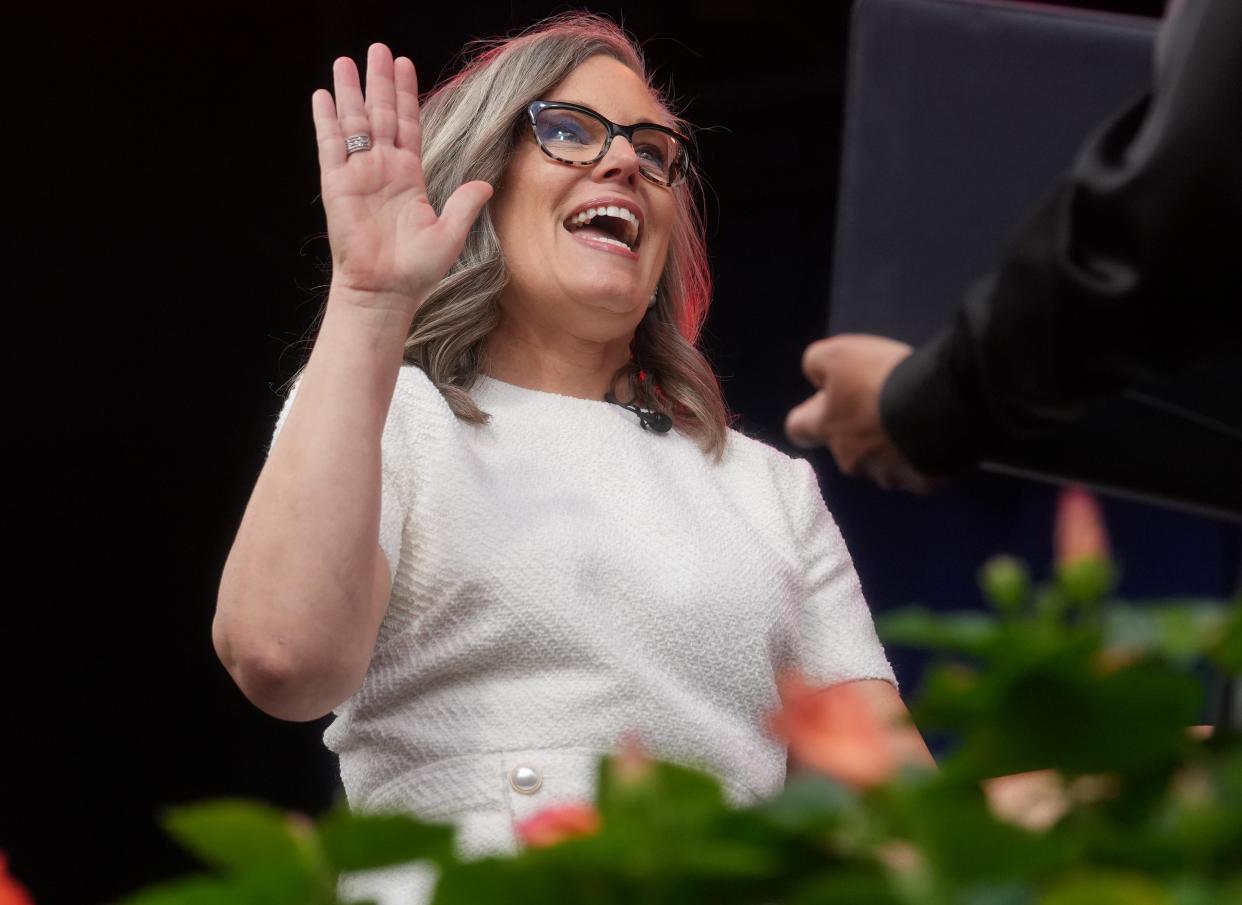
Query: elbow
247 674 342 724
228 649 346 723
212 614 352 723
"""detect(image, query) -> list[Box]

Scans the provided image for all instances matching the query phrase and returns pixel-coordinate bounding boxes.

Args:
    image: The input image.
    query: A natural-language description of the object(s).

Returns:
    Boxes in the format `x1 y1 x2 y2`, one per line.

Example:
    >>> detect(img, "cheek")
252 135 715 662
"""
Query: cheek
647 196 677 258
648 223 675 278
492 154 550 244
493 205 549 280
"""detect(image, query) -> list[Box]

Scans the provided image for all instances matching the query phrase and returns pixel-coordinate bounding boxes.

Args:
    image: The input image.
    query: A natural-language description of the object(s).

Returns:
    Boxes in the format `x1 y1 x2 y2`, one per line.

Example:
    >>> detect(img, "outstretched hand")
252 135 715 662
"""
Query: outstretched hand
785 334 941 494
311 43 493 315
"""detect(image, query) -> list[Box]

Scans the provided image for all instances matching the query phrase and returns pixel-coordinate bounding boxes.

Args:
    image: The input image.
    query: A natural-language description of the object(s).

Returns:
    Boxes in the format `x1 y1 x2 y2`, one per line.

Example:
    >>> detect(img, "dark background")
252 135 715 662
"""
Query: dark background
21 1 1237 904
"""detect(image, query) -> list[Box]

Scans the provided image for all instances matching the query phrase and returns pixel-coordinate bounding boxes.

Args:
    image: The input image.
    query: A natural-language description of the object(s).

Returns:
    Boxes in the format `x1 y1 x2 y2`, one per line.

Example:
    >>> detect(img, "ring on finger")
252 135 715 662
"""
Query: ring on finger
345 134 373 155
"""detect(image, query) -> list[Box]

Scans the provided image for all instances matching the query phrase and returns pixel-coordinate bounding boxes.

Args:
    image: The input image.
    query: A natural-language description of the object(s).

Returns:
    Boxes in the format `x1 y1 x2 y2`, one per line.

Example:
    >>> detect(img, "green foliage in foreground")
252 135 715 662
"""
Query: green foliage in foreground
118 559 1241 904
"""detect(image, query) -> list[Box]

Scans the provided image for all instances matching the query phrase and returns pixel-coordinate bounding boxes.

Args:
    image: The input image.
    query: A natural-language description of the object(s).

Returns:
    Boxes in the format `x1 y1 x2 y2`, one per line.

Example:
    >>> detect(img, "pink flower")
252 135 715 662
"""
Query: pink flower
515 802 602 848
984 770 1119 831
768 673 899 789
1054 485 1111 567
983 769 1069 831
612 733 652 785
0 851 34 905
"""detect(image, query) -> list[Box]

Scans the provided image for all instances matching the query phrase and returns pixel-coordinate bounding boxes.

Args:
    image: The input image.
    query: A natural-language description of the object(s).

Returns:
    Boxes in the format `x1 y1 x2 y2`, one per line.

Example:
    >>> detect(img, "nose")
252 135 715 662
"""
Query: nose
592 135 643 184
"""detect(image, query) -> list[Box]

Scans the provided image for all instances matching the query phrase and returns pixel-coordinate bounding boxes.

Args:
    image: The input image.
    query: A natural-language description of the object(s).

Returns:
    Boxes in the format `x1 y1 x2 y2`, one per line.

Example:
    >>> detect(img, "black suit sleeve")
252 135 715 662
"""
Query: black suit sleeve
878 0 1242 476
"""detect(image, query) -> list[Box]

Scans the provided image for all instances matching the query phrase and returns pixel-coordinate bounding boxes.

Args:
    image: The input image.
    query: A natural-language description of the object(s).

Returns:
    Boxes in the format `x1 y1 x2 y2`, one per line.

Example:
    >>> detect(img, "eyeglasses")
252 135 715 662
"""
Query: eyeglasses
526 100 692 187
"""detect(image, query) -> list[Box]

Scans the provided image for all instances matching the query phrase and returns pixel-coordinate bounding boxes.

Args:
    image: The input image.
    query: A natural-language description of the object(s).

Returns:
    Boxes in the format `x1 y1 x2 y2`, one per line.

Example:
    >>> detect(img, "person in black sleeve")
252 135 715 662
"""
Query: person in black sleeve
785 0 1241 494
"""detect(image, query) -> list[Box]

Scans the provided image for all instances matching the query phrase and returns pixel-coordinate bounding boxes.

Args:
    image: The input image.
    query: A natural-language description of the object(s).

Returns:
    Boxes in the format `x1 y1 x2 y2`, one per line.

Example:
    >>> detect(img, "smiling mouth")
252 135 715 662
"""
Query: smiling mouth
563 205 642 252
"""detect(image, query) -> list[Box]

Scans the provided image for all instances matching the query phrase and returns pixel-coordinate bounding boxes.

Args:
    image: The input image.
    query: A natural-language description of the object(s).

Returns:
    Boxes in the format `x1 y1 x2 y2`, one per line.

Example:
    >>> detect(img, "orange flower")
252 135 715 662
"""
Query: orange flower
515 802 602 848
768 674 899 789
0 851 35 905
1054 484 1111 566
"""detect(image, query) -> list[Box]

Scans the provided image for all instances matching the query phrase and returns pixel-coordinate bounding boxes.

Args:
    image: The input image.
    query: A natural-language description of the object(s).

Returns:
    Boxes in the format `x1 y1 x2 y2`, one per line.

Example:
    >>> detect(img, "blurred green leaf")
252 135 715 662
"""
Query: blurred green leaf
431 857 562 905
595 754 725 826
912 628 1202 779
748 774 856 834
1103 603 1233 664
909 662 994 733
112 863 325 905
991 658 1200 776
877 607 1003 657
1037 869 1172 905
318 807 456 871
790 866 904 905
906 782 1072 885
1167 873 1242 905
1209 604 1242 673
112 875 241 905
160 799 314 872
951 880 1035 905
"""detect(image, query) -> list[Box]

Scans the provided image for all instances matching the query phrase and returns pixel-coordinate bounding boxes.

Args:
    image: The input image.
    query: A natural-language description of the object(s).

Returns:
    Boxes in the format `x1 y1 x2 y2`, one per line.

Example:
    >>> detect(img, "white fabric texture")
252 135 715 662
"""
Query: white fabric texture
268 365 897 905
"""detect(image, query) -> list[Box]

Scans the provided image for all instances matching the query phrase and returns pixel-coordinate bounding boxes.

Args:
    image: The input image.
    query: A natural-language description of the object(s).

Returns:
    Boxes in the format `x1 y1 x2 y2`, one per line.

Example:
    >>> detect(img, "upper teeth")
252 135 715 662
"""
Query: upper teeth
569 205 641 247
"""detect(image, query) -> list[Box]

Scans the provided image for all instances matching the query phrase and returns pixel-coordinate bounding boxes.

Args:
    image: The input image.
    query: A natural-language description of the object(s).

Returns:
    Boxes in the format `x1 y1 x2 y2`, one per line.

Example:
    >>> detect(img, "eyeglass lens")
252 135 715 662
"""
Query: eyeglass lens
534 107 684 184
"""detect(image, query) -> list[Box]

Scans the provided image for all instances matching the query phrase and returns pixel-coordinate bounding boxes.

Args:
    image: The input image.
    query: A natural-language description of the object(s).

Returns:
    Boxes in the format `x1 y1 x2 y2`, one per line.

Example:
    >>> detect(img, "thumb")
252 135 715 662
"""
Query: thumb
785 392 828 449
437 180 494 249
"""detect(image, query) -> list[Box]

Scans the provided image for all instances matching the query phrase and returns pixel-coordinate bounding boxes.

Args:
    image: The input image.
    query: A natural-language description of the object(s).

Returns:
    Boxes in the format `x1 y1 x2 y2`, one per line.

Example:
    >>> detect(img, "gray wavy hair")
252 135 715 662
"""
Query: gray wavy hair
391 13 729 458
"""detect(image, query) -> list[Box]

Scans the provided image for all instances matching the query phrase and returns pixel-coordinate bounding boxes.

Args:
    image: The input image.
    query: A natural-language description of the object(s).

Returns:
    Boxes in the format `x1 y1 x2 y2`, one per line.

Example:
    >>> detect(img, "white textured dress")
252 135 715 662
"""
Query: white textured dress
268 365 897 904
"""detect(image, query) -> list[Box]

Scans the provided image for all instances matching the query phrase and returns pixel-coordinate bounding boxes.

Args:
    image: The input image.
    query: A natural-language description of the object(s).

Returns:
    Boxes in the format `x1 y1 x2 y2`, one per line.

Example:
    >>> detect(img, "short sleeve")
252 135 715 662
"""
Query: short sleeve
784 458 898 692
267 373 406 586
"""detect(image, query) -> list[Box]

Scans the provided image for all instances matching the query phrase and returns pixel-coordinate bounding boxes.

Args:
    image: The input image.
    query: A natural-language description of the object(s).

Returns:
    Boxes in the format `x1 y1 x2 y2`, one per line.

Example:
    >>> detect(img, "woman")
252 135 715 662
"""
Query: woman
213 13 933 903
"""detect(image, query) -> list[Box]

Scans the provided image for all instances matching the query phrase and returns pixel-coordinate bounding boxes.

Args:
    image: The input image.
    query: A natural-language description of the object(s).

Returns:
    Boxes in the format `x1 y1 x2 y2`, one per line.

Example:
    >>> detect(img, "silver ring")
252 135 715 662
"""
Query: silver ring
345 134 373 156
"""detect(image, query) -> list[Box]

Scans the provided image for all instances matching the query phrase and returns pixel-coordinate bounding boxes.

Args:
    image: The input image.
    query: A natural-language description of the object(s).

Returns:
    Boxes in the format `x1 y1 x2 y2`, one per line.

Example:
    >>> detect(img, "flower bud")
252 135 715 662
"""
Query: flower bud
1054 485 1115 603
611 733 652 786
1054 485 1111 566
515 803 601 848
978 555 1029 615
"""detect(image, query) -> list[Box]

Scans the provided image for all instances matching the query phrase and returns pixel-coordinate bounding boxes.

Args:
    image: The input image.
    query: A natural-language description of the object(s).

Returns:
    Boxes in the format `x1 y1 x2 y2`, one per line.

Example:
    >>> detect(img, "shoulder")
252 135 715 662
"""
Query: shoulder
720 426 825 521
391 363 456 414
722 426 819 485
383 364 460 434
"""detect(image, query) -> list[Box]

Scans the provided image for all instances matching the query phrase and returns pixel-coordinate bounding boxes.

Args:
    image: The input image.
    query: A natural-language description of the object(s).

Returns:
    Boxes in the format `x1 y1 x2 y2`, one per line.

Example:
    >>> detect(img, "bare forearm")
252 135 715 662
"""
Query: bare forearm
214 289 413 718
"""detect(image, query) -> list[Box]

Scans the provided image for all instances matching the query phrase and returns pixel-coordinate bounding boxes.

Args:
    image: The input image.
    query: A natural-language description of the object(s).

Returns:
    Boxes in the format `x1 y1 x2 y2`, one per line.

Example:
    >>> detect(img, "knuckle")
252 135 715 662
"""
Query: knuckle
802 337 835 372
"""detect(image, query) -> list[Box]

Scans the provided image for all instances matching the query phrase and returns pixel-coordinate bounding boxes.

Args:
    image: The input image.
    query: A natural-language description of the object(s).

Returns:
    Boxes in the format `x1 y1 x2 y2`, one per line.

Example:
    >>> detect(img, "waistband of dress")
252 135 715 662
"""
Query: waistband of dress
359 746 758 821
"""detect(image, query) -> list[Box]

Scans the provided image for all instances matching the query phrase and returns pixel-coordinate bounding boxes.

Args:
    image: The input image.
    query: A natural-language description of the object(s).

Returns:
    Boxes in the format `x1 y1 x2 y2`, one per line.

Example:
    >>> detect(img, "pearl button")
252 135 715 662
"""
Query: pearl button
509 764 543 794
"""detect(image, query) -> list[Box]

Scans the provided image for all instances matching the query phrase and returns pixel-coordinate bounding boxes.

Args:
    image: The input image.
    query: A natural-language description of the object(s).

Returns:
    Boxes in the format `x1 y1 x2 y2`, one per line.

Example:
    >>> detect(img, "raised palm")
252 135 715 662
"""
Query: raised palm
311 43 492 314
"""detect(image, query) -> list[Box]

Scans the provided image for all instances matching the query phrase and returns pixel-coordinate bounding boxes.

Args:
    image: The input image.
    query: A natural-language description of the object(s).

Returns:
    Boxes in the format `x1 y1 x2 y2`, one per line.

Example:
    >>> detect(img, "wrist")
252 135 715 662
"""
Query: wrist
317 290 418 365
324 284 421 335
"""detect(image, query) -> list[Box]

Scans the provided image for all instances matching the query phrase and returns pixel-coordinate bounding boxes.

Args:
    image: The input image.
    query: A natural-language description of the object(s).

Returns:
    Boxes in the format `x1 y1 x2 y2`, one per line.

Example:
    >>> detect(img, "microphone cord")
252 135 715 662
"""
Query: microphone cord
604 391 673 433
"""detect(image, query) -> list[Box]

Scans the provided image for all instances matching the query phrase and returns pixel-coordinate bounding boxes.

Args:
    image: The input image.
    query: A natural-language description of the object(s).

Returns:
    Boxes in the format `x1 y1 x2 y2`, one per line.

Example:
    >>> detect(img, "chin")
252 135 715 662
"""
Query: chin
562 294 647 339
577 291 647 320
570 275 645 309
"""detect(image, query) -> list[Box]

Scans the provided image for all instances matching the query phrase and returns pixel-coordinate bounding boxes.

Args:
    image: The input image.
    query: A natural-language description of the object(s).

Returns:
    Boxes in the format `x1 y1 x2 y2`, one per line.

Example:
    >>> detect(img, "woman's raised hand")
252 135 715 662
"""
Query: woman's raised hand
311 43 493 317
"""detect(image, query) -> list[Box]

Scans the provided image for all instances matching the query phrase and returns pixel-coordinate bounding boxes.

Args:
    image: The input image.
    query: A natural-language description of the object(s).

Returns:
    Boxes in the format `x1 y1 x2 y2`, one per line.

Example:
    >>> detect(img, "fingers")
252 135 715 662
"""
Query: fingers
315 47 414 170
436 180 495 250
785 391 829 450
801 334 911 388
364 43 398 147
394 56 422 152
800 337 836 388
858 454 942 495
332 55 370 150
312 88 345 173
